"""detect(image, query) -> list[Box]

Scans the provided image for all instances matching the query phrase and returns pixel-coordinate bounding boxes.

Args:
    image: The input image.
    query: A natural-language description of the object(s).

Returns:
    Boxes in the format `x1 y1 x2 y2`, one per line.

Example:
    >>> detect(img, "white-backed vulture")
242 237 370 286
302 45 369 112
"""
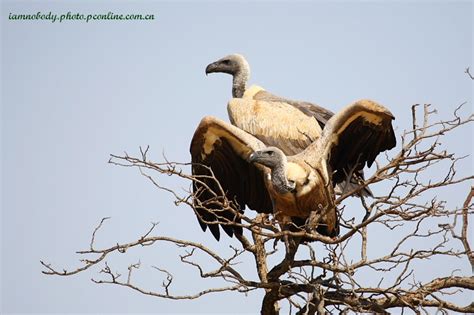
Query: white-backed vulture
190 99 396 241
205 53 371 196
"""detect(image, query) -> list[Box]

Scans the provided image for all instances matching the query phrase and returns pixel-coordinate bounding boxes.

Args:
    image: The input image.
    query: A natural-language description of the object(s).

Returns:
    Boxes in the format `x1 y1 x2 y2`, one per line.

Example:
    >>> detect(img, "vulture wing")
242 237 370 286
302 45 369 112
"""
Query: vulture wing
190 116 272 241
304 99 396 186
227 97 322 156
245 85 335 129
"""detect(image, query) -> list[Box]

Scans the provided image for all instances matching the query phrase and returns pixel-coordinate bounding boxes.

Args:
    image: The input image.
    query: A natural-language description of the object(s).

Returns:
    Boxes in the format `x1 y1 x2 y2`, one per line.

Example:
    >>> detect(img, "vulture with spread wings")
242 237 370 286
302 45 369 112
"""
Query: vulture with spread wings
205 53 371 196
190 99 396 241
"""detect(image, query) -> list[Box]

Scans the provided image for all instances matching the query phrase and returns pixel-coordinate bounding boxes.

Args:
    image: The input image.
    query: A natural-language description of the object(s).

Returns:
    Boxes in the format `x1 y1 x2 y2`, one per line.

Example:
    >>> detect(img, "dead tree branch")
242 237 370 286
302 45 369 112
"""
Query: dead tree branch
41 104 474 314
465 67 474 80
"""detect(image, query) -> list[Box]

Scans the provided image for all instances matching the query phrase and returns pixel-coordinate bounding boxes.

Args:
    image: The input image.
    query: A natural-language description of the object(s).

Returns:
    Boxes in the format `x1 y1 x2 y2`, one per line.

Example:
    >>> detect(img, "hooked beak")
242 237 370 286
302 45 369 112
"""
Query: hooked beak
248 152 257 163
205 62 218 76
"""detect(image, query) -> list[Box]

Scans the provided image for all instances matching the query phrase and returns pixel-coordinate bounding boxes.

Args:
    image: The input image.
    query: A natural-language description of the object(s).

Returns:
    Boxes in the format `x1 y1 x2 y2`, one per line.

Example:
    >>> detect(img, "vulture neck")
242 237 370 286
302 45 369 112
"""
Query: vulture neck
232 68 249 98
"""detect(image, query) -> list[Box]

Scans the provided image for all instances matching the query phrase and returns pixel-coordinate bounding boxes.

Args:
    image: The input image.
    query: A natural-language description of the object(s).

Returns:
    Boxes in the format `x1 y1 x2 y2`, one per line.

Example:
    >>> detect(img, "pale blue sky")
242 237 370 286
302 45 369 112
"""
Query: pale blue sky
1 1 472 314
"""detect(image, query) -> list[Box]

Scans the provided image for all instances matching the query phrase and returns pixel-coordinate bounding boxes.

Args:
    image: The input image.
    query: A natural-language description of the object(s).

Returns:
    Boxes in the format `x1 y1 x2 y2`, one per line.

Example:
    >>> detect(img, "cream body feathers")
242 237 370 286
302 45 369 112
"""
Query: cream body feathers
228 89 322 156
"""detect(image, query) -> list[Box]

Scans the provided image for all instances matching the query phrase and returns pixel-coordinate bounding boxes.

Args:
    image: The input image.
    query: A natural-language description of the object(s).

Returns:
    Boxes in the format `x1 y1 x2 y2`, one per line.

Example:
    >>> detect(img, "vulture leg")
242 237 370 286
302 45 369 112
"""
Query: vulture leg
284 232 300 263
278 215 302 259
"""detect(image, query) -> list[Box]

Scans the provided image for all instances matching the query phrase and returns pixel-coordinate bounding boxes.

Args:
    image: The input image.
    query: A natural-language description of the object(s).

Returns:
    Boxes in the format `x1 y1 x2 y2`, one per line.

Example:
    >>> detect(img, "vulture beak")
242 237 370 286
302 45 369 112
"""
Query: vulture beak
248 152 257 163
205 62 217 75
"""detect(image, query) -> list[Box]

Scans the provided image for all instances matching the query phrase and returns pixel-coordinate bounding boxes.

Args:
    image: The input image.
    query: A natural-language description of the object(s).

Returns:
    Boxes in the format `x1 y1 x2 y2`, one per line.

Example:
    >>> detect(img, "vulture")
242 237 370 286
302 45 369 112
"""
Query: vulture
205 53 371 196
190 99 396 241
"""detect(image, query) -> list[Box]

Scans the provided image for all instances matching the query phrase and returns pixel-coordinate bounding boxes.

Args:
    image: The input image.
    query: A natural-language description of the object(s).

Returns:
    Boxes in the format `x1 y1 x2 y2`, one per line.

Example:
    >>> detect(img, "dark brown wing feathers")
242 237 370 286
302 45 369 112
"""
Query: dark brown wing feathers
326 104 396 185
190 118 272 241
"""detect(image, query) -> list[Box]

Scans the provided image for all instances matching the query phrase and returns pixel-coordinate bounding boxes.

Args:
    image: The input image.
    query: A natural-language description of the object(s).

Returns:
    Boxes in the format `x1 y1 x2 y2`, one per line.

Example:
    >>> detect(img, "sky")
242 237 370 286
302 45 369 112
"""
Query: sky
1 1 473 314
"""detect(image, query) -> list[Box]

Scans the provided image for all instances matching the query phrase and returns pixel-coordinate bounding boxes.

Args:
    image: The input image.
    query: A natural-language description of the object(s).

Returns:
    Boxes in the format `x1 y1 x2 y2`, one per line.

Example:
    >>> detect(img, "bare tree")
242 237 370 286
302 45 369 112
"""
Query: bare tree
41 102 473 314
465 67 474 80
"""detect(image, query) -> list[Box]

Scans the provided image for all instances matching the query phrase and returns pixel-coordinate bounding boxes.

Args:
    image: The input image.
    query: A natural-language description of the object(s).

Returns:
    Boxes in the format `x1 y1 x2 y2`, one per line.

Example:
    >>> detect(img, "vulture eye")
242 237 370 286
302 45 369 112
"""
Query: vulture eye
222 60 231 65
267 151 275 156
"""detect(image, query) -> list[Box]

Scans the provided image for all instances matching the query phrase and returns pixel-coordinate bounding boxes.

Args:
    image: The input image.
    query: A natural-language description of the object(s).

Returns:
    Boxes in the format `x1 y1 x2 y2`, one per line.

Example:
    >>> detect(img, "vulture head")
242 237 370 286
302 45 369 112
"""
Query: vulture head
248 147 284 168
205 54 250 98
249 147 296 194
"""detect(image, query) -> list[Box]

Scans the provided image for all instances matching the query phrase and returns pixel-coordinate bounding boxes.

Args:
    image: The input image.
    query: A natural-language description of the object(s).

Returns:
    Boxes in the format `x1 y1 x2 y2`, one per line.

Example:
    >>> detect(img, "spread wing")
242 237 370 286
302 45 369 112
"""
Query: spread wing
190 116 272 241
304 99 396 185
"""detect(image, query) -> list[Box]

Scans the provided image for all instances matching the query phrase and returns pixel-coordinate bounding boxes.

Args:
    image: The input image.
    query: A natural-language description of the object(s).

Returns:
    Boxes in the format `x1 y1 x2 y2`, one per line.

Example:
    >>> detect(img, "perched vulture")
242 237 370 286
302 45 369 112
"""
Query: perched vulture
190 99 396 241
205 53 371 196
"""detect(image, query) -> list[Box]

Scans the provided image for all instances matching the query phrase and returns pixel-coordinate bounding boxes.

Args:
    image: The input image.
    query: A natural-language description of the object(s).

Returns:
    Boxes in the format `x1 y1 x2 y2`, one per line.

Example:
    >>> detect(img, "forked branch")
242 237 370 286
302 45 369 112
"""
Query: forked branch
41 104 474 314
